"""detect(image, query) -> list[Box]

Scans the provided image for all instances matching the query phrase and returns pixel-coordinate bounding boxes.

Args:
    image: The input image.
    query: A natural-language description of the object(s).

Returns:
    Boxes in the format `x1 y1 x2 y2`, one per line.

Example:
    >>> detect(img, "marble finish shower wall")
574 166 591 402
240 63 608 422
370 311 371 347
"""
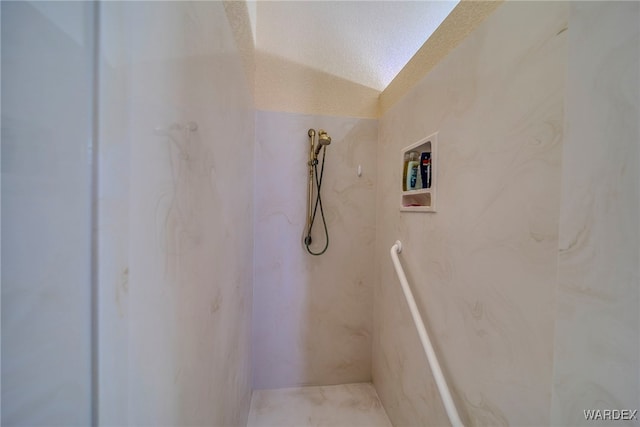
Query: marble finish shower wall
98 2 254 425
253 111 377 389
374 2 567 426
551 2 640 424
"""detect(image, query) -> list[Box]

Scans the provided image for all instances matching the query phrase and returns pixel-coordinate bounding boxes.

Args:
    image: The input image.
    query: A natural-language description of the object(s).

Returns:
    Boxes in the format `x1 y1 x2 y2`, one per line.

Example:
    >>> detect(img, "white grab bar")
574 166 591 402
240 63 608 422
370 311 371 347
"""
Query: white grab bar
390 241 464 427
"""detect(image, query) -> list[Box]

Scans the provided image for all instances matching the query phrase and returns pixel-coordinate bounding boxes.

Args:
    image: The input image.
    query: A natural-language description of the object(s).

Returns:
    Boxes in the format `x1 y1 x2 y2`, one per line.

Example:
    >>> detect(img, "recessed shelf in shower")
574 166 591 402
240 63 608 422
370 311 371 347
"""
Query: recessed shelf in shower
400 132 438 212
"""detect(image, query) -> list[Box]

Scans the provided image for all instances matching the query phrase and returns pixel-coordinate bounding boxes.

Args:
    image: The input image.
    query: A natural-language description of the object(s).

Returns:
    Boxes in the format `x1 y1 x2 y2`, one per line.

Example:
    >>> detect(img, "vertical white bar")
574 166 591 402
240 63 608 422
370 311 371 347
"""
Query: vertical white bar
390 241 464 427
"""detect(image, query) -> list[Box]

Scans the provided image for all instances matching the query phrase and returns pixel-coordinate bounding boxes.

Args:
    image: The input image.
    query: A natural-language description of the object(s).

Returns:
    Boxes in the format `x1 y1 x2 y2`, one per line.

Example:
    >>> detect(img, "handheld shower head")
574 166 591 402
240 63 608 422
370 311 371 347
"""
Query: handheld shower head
314 130 332 157
305 127 332 255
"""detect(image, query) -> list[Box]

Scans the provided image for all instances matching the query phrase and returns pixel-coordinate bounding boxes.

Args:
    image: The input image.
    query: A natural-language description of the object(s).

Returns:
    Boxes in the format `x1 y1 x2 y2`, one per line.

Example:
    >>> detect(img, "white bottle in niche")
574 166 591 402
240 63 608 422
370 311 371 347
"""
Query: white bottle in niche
405 151 419 190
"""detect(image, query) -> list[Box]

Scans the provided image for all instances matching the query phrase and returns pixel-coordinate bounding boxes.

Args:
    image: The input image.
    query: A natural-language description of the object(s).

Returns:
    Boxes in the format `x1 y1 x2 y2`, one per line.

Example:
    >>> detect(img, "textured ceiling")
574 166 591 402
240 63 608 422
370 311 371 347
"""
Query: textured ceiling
255 1 459 92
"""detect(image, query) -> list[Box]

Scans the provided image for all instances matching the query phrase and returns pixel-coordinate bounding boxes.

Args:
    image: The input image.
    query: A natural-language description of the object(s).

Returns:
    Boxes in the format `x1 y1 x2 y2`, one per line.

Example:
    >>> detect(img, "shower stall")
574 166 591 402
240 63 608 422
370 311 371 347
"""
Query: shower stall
2 1 638 427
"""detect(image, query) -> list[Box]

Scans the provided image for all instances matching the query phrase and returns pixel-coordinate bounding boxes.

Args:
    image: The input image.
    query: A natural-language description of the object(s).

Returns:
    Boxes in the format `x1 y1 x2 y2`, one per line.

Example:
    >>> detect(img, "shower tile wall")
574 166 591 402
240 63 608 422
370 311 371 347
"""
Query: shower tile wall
374 2 567 426
253 111 377 389
98 2 254 425
551 2 640 423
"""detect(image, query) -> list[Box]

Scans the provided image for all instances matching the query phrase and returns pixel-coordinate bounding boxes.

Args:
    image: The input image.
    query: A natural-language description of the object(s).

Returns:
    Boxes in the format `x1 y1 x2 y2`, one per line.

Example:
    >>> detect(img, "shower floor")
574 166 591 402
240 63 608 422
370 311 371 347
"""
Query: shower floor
247 383 392 427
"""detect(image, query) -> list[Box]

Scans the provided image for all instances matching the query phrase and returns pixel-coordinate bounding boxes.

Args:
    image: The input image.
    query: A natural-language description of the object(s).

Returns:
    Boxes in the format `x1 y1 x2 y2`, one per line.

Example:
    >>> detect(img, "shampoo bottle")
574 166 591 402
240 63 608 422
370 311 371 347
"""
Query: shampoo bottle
406 151 419 190
420 152 431 188
402 152 410 191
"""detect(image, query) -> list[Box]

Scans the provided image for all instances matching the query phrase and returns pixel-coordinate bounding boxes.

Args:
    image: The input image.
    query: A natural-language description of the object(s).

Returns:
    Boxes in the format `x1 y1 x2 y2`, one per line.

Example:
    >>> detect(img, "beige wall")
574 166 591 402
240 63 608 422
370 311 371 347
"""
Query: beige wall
255 52 380 119
551 2 640 424
253 111 378 389
374 2 568 425
98 2 255 425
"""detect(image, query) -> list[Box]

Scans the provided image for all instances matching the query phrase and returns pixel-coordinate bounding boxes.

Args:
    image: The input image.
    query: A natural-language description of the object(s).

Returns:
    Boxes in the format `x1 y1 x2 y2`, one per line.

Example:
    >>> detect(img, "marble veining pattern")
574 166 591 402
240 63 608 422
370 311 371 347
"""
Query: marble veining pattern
550 2 640 424
5 2 637 426
253 111 377 389
374 2 568 426
247 383 392 427
98 2 255 425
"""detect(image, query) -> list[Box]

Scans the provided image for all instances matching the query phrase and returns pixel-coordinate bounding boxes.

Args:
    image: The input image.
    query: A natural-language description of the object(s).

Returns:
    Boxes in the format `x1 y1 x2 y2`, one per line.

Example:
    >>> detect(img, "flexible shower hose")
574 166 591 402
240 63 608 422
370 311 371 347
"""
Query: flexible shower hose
305 147 329 256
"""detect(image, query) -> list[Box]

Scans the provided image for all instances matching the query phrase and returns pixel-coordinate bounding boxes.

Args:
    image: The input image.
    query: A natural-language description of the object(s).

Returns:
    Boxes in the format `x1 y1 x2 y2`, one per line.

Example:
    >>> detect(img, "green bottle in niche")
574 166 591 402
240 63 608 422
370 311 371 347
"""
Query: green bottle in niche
405 151 419 190
402 152 409 191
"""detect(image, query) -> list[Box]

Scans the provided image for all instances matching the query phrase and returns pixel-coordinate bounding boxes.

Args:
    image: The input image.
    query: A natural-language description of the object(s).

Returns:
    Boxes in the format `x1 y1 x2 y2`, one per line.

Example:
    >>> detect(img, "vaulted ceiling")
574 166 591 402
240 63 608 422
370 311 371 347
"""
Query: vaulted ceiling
254 1 459 91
